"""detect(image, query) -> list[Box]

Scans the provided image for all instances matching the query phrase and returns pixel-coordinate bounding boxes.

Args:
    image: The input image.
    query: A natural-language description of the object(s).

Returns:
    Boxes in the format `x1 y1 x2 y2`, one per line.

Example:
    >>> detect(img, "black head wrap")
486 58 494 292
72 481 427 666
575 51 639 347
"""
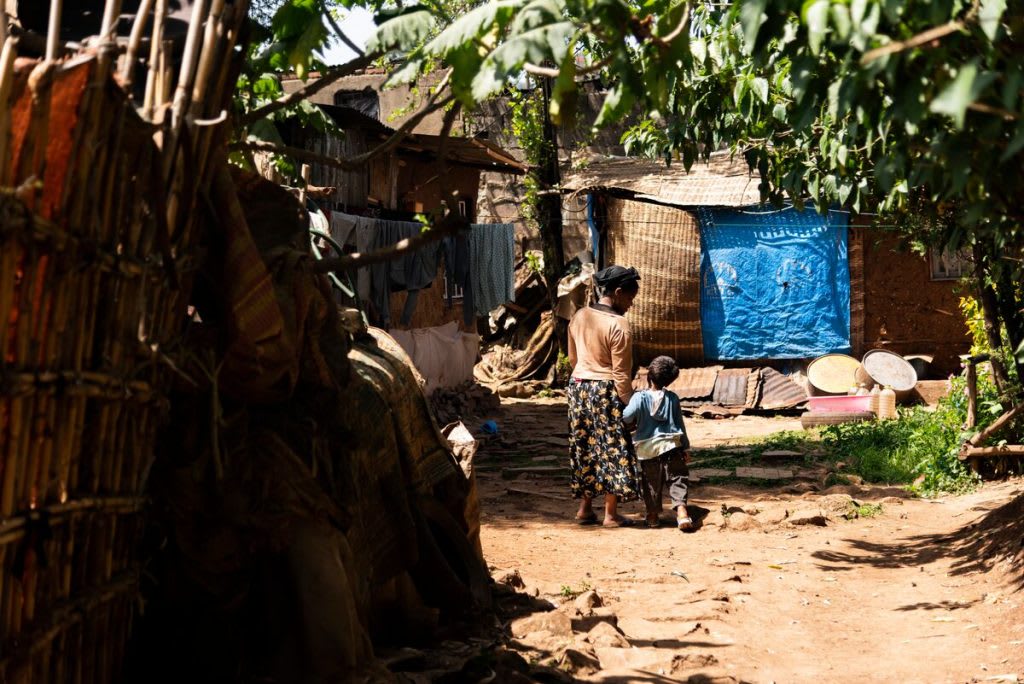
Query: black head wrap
594 265 640 292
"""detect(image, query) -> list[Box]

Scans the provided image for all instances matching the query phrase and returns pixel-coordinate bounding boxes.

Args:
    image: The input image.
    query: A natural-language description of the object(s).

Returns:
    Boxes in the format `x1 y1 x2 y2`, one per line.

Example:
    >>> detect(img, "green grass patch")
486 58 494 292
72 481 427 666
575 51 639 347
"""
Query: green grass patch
819 380 981 497
844 501 883 519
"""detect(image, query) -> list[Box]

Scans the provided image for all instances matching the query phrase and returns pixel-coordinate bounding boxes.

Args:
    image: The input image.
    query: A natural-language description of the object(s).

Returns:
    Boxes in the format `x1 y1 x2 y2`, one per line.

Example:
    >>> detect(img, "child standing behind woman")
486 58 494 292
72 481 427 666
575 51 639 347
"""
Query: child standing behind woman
623 356 695 531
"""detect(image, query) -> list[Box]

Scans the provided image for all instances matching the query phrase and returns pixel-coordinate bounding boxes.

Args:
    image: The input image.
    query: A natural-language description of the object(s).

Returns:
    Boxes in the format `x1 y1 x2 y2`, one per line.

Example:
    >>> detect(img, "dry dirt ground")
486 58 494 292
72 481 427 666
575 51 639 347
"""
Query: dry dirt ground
477 397 1024 684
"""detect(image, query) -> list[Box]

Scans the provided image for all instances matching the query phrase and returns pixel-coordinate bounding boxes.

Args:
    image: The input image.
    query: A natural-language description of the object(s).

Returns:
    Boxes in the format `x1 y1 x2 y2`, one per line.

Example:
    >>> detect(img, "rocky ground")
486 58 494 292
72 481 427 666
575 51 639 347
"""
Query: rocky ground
470 397 1024 684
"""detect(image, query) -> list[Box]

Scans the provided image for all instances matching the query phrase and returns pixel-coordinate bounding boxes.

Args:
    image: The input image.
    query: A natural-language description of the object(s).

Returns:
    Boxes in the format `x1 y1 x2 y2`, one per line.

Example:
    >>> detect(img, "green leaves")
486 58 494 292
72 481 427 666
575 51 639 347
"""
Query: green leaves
750 77 769 104
930 60 997 129
739 0 768 53
366 8 436 54
801 0 830 55
978 0 1007 41
270 0 330 80
470 22 574 101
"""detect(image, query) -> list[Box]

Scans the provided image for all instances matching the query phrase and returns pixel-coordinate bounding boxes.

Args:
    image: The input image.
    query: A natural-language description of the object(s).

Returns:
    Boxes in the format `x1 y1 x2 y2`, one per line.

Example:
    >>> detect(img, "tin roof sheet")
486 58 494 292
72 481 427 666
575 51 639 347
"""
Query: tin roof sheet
758 368 809 409
713 368 754 406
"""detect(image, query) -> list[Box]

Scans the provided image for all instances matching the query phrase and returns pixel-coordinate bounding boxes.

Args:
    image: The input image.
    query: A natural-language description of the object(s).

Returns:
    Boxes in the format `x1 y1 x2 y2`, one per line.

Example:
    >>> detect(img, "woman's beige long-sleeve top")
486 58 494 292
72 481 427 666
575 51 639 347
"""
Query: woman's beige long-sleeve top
567 304 634 404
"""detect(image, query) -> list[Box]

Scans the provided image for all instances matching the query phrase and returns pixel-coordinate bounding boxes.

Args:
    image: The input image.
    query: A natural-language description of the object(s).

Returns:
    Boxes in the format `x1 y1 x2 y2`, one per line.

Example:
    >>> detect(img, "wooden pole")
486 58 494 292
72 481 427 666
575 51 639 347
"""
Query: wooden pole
170 0 210 131
965 362 978 429
46 0 63 61
967 402 1024 447
120 0 154 88
142 0 166 119
0 36 17 184
299 164 311 207
100 0 125 42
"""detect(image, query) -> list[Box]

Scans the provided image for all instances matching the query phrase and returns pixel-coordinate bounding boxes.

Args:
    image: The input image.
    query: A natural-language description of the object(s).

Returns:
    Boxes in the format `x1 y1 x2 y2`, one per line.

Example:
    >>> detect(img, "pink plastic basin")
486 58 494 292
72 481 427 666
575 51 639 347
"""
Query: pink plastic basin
807 395 873 413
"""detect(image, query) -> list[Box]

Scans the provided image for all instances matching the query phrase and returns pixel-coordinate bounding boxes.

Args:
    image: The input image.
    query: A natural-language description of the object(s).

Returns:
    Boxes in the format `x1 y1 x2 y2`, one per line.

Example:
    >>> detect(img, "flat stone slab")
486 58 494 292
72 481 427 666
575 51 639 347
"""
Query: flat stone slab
759 450 805 459
735 466 796 479
691 468 734 479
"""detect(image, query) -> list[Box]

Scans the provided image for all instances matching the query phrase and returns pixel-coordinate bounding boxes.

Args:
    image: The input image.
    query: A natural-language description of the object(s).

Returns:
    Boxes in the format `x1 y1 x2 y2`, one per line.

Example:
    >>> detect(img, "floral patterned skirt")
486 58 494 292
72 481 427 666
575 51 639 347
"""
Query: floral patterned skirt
567 379 640 501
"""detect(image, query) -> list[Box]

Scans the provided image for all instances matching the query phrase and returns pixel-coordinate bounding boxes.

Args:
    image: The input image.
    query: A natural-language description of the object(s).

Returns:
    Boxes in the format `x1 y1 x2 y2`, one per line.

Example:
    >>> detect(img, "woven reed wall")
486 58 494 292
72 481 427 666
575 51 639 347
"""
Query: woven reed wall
605 198 703 365
0 53 200 682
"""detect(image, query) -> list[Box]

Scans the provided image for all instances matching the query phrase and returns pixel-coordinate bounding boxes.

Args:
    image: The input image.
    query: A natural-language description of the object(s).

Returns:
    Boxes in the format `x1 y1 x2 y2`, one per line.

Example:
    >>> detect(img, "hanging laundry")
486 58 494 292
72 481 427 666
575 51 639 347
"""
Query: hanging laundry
442 232 475 327
468 223 515 317
330 211 377 304
369 219 442 328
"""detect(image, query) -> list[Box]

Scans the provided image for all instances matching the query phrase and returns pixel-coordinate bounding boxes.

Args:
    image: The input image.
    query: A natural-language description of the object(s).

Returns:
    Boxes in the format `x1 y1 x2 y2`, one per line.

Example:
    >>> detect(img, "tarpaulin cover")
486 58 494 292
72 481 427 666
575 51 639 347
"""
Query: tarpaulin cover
699 207 850 360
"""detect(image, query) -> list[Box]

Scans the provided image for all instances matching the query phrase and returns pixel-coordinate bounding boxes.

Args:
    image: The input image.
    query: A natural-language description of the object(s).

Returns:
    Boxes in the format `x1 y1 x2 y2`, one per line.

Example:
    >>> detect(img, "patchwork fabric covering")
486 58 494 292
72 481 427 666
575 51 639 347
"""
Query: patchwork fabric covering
698 207 851 360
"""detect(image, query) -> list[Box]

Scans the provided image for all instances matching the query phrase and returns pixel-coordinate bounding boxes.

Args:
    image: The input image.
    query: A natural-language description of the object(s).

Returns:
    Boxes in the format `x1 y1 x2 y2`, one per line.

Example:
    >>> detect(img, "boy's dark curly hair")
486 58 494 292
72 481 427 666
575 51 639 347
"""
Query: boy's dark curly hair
647 355 679 389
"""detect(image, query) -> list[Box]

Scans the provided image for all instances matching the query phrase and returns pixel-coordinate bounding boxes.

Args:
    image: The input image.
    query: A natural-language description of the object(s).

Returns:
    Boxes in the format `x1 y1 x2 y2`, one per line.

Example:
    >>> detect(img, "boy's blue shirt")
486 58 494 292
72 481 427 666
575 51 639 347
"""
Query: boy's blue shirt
623 389 690 450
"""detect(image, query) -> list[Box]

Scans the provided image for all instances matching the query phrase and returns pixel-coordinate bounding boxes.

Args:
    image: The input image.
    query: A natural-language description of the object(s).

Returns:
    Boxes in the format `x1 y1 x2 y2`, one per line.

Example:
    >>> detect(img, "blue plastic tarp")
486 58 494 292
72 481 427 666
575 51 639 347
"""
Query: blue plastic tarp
698 206 850 360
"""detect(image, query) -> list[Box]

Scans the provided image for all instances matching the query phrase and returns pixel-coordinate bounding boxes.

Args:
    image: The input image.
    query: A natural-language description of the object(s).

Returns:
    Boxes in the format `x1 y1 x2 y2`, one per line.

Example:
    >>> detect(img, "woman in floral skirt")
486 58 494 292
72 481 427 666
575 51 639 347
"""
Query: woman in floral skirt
566 265 641 527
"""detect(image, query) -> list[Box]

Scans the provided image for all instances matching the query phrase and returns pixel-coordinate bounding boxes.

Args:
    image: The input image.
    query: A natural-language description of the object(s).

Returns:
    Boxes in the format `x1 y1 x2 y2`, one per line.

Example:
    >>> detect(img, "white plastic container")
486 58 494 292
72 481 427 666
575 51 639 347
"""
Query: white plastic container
879 386 897 420
869 385 881 417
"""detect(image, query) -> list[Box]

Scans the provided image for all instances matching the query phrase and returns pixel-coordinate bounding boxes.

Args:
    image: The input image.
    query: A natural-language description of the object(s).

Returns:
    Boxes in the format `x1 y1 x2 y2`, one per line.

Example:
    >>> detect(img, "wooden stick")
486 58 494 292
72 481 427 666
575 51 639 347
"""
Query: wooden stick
968 402 1024 447
0 36 17 184
100 0 125 43
959 445 1024 460
119 0 154 88
190 0 226 113
170 0 210 131
46 0 63 61
965 363 978 429
299 163 311 205
239 53 376 127
142 0 166 119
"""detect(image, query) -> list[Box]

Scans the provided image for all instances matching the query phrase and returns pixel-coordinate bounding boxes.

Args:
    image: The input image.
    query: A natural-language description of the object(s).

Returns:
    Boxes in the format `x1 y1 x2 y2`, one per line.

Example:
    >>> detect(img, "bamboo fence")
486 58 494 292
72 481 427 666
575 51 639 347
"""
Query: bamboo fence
0 0 250 679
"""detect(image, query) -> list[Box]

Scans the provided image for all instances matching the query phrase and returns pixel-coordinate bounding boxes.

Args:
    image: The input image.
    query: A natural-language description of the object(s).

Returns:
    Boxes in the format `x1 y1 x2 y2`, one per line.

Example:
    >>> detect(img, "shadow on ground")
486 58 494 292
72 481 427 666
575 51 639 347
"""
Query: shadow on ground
812 491 1024 591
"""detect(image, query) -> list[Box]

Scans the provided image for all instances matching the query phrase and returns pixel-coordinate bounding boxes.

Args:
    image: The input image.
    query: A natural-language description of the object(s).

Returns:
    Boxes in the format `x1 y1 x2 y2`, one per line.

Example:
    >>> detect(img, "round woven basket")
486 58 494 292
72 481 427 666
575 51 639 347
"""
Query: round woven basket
857 349 918 400
807 354 862 395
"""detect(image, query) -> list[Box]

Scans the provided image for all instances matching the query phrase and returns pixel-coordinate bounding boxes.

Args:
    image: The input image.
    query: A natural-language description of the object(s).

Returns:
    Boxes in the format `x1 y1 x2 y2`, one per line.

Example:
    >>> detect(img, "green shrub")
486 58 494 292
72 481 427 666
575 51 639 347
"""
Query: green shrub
821 378 981 497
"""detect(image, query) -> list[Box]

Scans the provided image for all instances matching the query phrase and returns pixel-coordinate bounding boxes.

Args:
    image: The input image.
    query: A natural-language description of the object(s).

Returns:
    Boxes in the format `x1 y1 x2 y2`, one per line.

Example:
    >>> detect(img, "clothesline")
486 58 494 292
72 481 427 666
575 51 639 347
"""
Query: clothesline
327 210 515 328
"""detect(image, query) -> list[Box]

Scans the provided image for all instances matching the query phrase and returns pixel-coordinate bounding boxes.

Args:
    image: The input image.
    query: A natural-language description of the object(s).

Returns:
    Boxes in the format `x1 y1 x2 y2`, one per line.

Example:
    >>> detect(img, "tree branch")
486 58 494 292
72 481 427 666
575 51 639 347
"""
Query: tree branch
325 10 365 57
652 2 691 46
968 101 1020 120
860 20 966 65
313 215 468 271
239 53 377 127
232 94 455 169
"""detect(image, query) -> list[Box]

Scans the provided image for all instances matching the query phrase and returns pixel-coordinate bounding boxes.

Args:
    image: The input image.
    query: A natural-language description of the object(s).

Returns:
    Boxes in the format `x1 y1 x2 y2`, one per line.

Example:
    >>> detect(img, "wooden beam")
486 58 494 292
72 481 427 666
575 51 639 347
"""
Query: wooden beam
958 445 1024 460
968 402 1024 447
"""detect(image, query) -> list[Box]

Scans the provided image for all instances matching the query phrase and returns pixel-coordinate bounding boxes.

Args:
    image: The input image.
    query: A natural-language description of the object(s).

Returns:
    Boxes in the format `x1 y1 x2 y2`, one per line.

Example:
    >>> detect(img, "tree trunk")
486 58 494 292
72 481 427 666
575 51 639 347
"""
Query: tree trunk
993 264 1024 381
536 77 567 354
973 242 1010 393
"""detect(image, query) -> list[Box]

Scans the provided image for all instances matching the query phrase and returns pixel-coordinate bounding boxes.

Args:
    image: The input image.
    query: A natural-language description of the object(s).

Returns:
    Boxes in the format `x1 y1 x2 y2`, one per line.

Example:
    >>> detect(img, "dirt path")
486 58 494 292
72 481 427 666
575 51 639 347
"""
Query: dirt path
478 397 1024 683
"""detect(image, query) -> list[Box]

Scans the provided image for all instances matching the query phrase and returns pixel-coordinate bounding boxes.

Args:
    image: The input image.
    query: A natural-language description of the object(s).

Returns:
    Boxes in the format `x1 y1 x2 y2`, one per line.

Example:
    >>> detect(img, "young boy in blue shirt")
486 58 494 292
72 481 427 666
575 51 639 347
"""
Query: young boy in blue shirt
623 355 694 531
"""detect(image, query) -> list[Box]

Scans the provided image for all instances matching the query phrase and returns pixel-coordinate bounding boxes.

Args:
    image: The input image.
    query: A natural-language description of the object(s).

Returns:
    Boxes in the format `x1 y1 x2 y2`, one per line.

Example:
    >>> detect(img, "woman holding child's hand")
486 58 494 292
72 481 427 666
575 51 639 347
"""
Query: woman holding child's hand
566 265 642 527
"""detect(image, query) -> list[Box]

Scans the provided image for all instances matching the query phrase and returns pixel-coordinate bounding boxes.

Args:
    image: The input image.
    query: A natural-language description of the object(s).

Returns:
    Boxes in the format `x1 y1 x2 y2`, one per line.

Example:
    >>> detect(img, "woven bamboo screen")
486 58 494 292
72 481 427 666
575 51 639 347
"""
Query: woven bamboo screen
0 0 240 670
605 198 704 365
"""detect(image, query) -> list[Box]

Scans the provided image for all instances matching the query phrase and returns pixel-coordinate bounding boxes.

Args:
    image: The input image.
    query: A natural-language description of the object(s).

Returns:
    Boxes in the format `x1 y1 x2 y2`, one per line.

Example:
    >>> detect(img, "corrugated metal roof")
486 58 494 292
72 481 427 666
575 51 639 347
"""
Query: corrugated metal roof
758 368 808 409
713 368 753 406
670 366 722 399
746 369 762 408
561 152 763 208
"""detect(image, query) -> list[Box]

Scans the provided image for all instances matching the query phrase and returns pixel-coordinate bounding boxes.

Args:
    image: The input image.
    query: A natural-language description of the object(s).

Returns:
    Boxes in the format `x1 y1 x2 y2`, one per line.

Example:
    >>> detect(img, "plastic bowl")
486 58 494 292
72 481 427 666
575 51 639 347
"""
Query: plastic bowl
807 395 873 413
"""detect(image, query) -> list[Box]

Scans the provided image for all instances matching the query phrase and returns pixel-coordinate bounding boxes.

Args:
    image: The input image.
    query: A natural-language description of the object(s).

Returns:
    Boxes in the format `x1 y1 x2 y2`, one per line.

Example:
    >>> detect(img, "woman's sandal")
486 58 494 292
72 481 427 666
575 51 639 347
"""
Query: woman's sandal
575 512 598 525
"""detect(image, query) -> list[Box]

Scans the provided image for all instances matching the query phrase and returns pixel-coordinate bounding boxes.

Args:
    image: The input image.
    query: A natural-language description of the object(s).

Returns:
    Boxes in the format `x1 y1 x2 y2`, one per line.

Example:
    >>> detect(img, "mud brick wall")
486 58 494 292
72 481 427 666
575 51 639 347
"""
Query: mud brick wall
861 232 969 377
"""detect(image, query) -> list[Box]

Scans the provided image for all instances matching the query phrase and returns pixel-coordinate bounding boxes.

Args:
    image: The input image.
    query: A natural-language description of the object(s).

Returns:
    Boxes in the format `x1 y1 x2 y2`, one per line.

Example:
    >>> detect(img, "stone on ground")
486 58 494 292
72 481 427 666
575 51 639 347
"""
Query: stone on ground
510 610 572 638
585 621 630 648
